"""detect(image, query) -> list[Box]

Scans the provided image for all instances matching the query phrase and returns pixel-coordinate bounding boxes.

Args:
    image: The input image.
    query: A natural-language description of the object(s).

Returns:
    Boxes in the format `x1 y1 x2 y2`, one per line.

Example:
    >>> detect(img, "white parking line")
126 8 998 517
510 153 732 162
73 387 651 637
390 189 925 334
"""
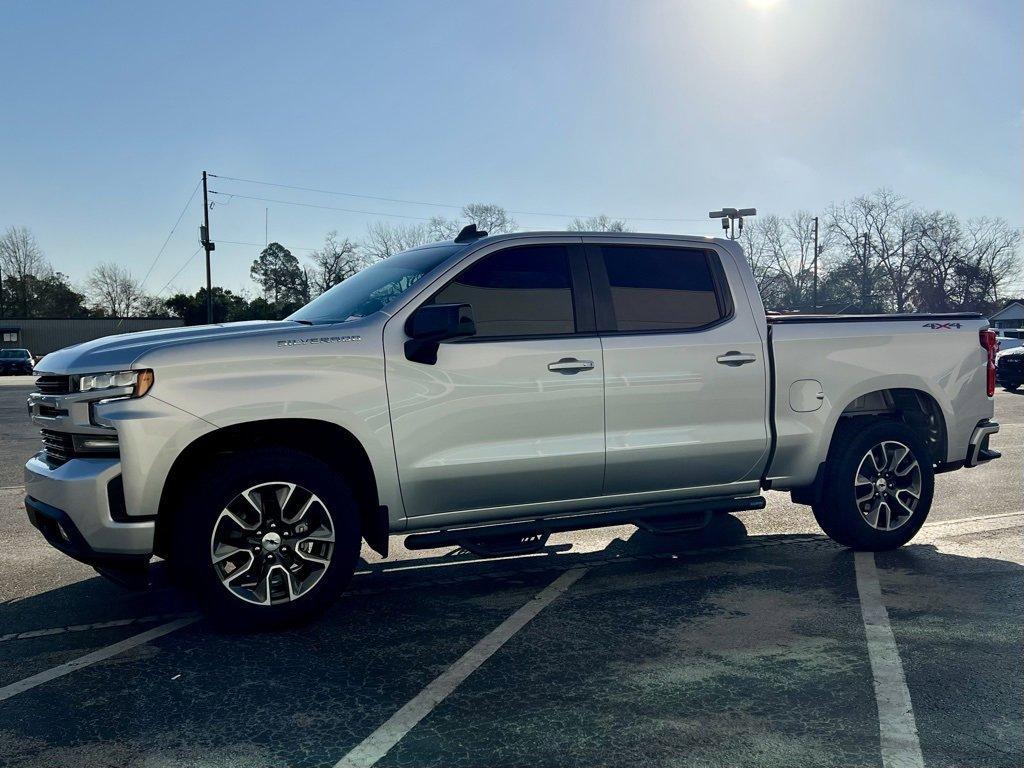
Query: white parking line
0 616 198 702
334 567 588 768
0 613 199 644
854 552 925 768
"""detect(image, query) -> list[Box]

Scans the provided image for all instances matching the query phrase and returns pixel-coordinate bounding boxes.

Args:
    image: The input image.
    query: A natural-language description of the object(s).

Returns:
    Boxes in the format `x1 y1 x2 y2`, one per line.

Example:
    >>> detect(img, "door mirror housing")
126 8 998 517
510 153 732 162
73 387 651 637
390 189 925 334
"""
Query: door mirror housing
404 303 476 364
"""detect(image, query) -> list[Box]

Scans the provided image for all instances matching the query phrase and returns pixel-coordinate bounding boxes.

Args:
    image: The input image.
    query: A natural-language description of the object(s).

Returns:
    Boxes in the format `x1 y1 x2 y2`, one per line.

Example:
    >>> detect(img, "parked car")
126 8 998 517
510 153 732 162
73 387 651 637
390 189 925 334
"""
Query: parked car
996 347 1024 391
994 329 1024 353
0 348 34 375
24 229 1001 627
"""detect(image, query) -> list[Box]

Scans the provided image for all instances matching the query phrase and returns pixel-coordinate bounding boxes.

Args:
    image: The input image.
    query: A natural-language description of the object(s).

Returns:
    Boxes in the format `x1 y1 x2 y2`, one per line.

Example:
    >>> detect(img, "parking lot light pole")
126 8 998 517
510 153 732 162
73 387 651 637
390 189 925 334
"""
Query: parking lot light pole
709 207 757 240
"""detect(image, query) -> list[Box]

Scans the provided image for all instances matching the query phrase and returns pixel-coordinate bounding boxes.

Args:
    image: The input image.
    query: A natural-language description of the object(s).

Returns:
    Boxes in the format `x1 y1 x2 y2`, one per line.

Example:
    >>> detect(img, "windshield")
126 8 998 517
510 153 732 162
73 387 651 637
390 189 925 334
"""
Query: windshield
0 349 29 359
288 244 466 324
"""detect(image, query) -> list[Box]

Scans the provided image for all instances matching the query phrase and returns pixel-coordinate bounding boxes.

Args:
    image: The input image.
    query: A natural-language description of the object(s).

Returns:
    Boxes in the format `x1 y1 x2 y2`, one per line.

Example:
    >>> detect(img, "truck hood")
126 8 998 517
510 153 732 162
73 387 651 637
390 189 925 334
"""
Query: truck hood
36 320 299 375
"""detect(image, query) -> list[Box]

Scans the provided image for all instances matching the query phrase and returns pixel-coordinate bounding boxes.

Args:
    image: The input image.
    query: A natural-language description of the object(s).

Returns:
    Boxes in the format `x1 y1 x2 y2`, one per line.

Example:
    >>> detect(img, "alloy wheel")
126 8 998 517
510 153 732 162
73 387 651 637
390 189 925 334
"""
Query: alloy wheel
854 440 923 532
210 481 335 605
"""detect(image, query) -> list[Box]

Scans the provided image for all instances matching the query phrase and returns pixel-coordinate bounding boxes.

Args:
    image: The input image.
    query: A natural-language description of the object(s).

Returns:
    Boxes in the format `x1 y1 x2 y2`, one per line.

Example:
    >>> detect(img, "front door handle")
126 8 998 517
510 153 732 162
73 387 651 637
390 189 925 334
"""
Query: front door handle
716 351 757 366
548 358 595 374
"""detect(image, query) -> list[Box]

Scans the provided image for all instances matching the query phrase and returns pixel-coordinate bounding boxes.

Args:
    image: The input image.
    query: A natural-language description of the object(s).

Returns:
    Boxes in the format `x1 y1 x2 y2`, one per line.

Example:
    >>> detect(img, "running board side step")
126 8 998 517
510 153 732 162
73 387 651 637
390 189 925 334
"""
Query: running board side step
404 495 766 554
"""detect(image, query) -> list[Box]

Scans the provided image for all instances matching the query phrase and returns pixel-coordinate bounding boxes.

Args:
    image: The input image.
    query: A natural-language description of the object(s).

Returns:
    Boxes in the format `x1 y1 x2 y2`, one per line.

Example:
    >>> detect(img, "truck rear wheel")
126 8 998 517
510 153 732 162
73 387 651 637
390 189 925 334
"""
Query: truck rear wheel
171 447 361 629
812 420 934 550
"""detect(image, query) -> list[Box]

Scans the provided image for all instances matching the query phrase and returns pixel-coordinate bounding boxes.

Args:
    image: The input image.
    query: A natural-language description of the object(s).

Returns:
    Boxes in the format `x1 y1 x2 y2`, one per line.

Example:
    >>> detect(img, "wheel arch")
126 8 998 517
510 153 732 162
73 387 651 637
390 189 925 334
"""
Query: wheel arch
154 418 388 560
791 386 947 506
832 387 947 463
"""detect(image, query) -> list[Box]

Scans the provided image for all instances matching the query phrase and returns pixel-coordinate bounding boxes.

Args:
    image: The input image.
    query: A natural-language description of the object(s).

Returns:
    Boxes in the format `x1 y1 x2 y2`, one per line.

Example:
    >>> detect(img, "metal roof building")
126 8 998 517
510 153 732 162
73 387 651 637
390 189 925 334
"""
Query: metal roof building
0 317 184 357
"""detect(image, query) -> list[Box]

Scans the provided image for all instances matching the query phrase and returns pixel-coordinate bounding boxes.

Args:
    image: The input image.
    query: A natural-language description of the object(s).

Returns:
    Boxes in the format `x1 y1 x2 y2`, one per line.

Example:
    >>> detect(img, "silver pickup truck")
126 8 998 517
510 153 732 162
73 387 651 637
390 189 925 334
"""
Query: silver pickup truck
25 229 1001 626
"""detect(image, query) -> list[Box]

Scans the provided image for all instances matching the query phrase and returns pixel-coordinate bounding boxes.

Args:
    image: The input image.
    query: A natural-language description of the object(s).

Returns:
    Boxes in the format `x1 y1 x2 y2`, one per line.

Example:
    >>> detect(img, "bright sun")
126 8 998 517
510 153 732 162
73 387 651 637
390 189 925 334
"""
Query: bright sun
747 0 781 9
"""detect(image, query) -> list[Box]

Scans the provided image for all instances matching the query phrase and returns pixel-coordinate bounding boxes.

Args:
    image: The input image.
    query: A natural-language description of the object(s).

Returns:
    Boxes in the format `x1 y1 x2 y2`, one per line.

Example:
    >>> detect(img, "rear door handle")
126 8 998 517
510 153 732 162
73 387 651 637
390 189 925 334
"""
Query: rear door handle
716 351 758 366
548 358 595 374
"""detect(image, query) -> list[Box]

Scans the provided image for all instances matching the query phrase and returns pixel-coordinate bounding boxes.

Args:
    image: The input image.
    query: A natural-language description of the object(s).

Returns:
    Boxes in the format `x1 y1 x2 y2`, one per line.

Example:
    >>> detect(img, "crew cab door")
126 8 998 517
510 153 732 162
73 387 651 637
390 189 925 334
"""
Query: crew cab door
586 240 769 495
383 239 605 521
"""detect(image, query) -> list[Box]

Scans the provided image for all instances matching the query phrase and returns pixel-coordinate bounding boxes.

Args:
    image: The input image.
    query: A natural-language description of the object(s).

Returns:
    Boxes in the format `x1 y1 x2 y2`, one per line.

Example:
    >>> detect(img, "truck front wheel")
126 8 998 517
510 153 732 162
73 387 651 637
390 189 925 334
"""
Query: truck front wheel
812 420 934 550
171 447 361 628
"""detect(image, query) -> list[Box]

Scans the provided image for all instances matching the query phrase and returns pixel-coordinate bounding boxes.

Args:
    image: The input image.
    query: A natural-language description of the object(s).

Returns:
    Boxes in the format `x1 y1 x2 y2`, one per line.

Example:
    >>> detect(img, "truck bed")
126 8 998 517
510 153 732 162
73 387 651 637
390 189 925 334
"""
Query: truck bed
764 311 992 490
767 312 983 324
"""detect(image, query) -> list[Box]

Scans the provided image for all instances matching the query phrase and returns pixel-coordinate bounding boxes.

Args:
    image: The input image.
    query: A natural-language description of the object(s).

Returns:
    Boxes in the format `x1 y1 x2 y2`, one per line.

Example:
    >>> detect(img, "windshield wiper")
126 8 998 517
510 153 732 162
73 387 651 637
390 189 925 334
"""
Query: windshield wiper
291 319 315 325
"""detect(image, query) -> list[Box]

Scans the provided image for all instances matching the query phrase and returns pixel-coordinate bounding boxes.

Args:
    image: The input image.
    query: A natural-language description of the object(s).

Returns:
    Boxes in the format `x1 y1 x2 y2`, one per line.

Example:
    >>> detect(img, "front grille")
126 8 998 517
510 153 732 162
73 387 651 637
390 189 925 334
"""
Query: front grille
40 429 74 467
36 375 73 395
998 357 1023 372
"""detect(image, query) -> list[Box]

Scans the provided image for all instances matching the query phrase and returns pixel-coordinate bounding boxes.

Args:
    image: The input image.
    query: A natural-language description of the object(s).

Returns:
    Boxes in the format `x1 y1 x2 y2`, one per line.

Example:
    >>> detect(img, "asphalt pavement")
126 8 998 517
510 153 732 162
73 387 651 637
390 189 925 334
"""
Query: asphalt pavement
0 381 1021 767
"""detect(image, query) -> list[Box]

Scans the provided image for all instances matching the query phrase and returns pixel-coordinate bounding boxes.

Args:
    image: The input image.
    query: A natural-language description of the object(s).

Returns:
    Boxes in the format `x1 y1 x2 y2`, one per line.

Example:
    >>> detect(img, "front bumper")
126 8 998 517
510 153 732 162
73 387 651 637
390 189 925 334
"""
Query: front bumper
25 495 149 569
24 453 155 556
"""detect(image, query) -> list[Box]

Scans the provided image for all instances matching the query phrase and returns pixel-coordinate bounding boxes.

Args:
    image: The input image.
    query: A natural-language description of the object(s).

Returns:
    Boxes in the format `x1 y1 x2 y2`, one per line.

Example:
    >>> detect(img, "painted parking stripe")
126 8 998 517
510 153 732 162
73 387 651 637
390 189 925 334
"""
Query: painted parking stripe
0 612 199 644
334 567 588 768
854 551 924 768
0 616 198 702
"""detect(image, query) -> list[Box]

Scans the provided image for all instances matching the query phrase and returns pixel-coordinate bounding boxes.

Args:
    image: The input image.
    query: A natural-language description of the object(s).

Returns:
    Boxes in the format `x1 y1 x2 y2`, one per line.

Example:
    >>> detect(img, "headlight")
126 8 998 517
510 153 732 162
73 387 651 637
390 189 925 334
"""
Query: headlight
78 369 155 398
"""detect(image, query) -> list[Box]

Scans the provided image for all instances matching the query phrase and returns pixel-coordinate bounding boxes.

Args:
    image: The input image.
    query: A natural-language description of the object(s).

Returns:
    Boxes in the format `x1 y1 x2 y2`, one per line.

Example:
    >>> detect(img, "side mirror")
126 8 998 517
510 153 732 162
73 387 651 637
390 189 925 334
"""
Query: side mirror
404 303 475 364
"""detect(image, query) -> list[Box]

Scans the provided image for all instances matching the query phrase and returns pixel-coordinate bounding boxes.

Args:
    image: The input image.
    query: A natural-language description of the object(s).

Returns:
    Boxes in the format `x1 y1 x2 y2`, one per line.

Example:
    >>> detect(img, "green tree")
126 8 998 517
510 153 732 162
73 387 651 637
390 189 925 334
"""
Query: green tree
165 287 250 325
250 243 307 308
1 270 89 318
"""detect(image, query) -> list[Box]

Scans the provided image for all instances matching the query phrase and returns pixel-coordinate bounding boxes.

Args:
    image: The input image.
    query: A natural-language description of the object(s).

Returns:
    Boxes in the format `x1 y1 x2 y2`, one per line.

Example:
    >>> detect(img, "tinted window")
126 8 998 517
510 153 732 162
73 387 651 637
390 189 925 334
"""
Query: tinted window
288 244 465 324
600 246 724 331
430 245 575 337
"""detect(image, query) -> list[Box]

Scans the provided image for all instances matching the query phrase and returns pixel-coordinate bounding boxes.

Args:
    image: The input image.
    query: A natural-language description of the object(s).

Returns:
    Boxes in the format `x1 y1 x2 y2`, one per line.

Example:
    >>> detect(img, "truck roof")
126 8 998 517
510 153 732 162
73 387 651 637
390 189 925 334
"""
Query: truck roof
440 230 734 248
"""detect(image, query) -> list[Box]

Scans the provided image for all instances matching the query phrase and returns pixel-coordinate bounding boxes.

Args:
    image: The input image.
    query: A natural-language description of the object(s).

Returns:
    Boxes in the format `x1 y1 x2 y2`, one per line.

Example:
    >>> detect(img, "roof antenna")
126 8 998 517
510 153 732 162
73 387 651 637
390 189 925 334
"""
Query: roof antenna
454 224 488 243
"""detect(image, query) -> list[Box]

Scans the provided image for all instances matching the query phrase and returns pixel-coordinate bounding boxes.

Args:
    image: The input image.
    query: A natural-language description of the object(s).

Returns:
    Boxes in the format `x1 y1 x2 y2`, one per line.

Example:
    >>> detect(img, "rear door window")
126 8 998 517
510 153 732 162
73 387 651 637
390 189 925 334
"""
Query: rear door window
594 245 729 332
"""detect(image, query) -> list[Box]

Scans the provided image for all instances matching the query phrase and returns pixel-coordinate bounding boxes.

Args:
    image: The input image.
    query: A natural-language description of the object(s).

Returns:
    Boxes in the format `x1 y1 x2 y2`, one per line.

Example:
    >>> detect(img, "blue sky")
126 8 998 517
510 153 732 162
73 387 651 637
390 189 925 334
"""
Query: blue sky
1 0 1020 297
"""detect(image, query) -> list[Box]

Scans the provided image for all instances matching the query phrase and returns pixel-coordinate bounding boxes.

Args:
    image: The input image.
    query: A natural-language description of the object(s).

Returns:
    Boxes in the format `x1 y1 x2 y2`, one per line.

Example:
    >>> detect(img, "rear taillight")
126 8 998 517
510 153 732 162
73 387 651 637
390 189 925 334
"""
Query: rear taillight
980 329 997 397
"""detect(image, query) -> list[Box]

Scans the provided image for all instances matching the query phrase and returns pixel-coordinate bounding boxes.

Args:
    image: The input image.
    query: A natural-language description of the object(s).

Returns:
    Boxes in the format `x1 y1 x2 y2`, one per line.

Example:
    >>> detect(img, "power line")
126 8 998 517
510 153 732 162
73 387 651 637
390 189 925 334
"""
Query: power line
209 191 438 221
138 180 202 294
209 173 713 224
209 173 464 211
218 239 317 251
155 246 201 296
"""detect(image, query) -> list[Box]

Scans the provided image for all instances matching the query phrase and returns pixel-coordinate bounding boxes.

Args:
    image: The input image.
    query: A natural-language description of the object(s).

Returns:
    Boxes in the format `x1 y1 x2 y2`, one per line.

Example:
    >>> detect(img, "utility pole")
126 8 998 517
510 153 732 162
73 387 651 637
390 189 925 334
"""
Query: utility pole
199 171 216 324
812 216 819 311
861 232 870 313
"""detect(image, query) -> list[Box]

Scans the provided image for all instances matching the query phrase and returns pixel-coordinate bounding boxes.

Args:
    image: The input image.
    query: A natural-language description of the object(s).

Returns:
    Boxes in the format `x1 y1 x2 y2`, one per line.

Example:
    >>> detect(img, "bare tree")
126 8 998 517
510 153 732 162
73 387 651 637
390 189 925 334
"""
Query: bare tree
0 226 48 316
86 262 144 317
306 231 367 296
425 203 519 241
739 218 787 309
827 190 922 311
567 215 631 232
963 217 1022 305
362 221 431 261
462 203 516 235
741 190 1020 315
914 210 964 311
427 216 462 241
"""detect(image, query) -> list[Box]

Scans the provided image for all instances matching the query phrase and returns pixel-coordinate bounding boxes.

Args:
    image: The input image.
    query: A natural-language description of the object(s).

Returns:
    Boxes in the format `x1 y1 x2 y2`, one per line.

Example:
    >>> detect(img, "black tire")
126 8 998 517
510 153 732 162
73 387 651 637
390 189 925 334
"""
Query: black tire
170 447 361 629
1004 384 1020 392
812 419 934 551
